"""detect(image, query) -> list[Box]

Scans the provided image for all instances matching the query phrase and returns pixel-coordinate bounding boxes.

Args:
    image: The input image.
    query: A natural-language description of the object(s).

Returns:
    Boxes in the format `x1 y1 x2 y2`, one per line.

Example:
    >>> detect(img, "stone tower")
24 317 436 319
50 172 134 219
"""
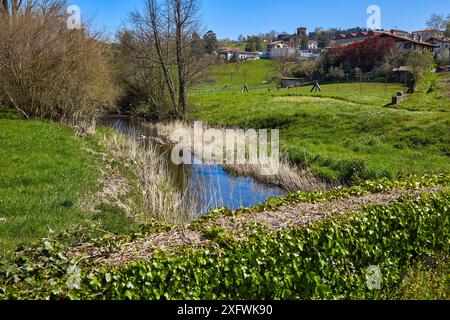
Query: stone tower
297 27 307 37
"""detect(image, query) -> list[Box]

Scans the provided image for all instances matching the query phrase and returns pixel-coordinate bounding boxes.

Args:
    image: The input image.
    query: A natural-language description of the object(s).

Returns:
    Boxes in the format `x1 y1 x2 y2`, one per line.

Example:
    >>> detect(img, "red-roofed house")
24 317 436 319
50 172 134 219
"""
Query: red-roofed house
332 31 437 53
332 31 384 45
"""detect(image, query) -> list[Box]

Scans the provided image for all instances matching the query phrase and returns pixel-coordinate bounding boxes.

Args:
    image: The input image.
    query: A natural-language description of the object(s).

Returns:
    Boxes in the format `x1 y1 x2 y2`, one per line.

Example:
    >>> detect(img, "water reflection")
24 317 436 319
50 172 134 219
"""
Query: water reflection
98 116 285 215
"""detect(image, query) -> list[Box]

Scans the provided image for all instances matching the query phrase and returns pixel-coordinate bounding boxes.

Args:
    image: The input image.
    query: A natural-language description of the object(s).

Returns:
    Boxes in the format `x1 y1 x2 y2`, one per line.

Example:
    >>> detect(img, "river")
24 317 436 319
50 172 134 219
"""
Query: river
98 116 285 216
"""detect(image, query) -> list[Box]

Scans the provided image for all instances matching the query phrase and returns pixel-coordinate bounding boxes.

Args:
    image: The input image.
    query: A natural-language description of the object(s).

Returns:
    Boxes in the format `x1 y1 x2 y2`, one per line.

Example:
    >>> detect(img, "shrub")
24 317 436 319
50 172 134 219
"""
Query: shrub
324 36 396 73
0 1 119 121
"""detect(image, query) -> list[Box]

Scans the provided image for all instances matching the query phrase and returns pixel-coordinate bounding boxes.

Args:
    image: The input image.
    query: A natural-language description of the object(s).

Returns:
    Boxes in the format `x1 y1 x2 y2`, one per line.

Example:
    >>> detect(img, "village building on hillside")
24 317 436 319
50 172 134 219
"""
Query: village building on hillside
411 28 443 42
382 32 437 53
427 37 450 63
332 30 382 45
307 40 318 51
427 37 450 50
277 27 308 47
266 34 320 60
267 41 289 50
332 30 437 53
268 47 299 59
219 48 261 62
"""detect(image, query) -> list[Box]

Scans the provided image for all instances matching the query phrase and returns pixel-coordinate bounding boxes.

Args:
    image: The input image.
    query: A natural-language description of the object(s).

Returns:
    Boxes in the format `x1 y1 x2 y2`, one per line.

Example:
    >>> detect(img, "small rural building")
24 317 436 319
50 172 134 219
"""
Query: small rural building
393 66 412 82
280 77 302 88
219 48 260 61
307 40 318 51
267 41 289 50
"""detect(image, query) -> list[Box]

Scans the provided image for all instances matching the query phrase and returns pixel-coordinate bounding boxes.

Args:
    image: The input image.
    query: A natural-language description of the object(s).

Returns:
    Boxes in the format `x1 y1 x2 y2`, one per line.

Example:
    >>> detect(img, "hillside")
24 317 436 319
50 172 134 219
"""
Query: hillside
194 59 277 93
190 72 450 181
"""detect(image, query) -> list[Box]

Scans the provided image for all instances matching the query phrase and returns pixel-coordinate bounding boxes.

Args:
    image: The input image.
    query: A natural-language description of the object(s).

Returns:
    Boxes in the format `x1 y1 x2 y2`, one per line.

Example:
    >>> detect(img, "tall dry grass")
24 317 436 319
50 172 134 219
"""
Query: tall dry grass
101 130 197 225
155 121 328 192
222 159 328 193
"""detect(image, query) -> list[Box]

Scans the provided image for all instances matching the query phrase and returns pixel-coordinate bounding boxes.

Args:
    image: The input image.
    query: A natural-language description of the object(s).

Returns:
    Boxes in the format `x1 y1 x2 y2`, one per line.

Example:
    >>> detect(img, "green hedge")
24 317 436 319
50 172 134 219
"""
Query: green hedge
0 183 448 300
82 191 449 300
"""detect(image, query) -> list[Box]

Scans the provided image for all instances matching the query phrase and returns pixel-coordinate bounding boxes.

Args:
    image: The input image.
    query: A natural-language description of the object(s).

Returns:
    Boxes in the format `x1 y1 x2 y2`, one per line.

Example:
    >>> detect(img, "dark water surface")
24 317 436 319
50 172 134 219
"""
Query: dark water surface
99 116 285 215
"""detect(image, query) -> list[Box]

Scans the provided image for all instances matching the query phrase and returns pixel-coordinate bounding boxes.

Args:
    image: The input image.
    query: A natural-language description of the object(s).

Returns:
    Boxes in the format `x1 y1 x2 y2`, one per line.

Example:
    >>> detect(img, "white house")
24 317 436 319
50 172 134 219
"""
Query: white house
427 37 450 62
307 40 318 51
219 48 261 61
268 47 299 59
267 41 289 50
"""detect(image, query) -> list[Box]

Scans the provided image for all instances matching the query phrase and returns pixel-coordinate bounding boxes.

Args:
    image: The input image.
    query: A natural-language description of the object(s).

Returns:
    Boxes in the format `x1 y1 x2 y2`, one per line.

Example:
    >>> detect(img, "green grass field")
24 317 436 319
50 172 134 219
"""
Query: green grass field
0 109 135 253
190 67 450 181
194 59 277 93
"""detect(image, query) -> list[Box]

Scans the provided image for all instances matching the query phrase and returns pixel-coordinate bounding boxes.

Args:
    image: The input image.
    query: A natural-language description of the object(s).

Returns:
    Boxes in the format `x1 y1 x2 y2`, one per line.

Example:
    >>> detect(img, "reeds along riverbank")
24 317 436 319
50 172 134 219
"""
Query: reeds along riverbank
155 121 329 193
101 130 197 225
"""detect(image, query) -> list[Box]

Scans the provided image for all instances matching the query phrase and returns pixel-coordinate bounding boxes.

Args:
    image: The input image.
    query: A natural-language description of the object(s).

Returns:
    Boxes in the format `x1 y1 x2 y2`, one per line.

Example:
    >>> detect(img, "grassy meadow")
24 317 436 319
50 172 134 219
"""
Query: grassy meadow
0 109 136 253
195 59 277 92
190 63 450 181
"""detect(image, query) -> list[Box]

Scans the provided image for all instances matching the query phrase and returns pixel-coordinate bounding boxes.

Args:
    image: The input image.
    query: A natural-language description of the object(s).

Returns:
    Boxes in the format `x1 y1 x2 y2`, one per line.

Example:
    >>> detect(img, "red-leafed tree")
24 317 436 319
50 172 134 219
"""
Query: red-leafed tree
325 36 397 72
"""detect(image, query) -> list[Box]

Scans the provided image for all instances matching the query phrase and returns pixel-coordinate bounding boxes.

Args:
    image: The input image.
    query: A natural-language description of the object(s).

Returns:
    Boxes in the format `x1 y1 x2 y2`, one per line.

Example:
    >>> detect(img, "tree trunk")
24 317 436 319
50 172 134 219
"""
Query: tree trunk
147 0 178 114
174 0 186 117
1 0 9 16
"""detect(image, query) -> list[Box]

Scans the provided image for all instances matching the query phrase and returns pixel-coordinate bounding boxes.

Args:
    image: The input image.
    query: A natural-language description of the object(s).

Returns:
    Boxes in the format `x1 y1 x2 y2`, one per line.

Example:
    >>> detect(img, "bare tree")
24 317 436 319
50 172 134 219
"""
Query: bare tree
273 51 300 77
427 13 449 31
124 0 205 119
1 0 40 17
172 0 202 115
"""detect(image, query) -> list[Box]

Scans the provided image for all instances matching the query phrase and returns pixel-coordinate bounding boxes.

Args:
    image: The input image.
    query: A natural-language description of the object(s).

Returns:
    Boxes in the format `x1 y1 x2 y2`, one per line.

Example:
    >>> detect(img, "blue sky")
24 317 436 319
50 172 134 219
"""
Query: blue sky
72 0 450 39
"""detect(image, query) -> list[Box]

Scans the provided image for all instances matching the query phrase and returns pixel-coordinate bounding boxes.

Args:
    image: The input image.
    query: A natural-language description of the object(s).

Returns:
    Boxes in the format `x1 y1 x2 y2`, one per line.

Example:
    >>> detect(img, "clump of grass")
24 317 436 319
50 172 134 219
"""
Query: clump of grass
223 159 328 193
101 130 196 225
70 113 97 137
389 253 449 300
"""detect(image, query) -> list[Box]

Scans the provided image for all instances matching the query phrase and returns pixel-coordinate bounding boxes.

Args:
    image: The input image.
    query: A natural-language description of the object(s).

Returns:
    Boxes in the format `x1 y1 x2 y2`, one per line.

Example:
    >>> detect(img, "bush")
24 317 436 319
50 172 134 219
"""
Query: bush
0 1 119 121
324 36 396 73
405 50 435 91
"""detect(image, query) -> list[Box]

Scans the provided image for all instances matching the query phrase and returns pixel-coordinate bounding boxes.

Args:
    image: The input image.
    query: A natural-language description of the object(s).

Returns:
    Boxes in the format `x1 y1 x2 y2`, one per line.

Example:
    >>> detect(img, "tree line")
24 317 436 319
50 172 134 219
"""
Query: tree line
0 0 213 122
0 1 447 122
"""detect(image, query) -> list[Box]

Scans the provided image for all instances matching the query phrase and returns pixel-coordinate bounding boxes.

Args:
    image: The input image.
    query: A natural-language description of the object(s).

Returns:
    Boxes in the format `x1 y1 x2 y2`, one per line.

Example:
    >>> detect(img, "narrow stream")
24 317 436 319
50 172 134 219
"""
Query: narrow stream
99 116 285 215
